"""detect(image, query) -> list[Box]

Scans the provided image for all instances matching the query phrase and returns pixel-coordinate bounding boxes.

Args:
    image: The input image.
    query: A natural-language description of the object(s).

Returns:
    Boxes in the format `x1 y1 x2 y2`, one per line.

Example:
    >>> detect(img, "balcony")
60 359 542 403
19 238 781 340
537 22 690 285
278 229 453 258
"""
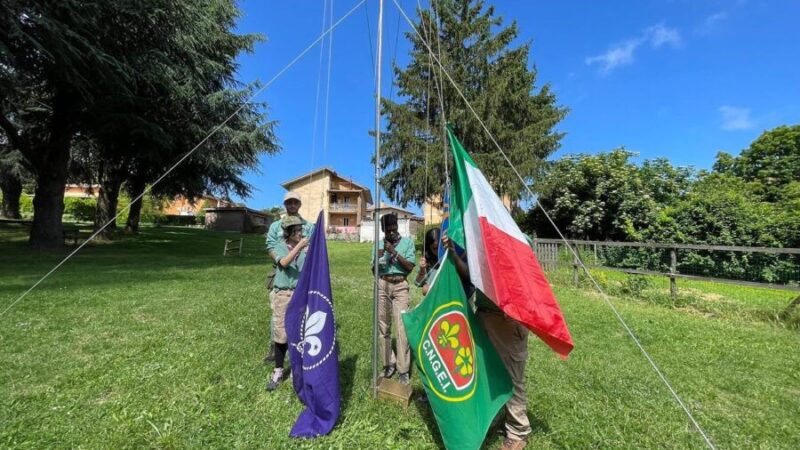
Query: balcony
329 203 357 213
328 226 358 234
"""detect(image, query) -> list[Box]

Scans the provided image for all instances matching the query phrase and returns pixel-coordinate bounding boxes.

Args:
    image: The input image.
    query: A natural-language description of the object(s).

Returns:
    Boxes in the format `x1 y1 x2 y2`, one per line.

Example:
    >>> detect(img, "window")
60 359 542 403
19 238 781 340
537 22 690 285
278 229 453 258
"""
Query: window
343 217 350 226
331 193 338 203
344 195 350 205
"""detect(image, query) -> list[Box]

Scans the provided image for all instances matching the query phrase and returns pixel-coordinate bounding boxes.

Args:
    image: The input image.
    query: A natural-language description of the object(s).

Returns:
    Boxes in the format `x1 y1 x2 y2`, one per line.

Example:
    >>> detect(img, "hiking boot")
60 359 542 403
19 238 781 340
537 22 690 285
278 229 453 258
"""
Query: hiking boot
383 365 396 379
398 372 410 385
501 438 527 450
266 368 284 391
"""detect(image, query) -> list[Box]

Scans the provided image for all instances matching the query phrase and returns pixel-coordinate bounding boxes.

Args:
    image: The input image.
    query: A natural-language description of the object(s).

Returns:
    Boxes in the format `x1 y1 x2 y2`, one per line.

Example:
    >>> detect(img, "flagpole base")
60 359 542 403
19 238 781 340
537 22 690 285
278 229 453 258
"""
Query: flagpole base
376 378 413 407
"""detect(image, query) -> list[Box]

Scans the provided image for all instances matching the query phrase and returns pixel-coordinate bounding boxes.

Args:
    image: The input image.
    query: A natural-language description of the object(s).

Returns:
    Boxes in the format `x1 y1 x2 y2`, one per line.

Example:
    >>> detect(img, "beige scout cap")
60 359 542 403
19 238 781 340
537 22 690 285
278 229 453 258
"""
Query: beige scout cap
283 191 302 203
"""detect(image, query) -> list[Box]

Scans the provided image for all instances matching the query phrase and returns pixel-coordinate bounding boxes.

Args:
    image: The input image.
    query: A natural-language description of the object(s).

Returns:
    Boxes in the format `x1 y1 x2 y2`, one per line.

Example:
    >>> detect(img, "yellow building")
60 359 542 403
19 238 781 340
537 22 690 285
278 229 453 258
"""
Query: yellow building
163 195 233 216
280 167 373 235
63 184 100 198
421 194 447 226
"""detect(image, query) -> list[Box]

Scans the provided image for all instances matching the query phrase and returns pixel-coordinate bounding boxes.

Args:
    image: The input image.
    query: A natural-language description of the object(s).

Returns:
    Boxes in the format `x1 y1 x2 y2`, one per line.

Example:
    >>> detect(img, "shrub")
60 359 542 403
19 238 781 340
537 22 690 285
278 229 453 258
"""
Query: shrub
155 215 198 226
63 197 96 222
619 274 652 298
20 194 34 218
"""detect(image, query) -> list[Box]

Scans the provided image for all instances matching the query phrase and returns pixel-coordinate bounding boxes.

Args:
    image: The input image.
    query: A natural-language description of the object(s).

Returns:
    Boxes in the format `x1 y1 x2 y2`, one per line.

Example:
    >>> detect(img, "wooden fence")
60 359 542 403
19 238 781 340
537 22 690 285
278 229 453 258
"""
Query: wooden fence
533 238 800 294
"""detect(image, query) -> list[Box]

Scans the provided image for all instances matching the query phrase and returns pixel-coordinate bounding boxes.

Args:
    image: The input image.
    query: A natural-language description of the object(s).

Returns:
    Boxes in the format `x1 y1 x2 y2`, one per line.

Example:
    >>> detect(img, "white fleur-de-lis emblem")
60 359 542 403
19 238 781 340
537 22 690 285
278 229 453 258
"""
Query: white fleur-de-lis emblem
298 307 327 357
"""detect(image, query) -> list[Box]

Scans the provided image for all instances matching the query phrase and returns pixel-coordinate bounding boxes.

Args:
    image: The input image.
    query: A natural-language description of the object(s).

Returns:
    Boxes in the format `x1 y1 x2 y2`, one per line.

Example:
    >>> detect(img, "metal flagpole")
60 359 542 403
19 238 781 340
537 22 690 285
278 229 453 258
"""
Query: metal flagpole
371 0 384 396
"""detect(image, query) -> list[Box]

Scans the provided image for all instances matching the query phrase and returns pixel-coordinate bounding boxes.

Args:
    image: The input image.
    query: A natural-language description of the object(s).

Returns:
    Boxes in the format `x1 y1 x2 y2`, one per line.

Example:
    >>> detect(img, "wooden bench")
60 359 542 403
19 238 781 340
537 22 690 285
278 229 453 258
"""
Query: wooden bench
0 218 33 227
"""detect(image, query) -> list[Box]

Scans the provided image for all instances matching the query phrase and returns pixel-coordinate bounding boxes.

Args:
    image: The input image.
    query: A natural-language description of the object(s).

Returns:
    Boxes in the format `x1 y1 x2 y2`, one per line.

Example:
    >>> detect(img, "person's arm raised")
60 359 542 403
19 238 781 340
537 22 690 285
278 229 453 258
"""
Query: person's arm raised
279 238 309 267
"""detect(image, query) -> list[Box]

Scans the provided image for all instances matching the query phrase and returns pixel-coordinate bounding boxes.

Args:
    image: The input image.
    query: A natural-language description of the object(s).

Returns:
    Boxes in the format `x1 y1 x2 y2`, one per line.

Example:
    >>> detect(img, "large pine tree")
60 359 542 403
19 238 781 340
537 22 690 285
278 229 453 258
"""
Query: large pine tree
380 0 567 207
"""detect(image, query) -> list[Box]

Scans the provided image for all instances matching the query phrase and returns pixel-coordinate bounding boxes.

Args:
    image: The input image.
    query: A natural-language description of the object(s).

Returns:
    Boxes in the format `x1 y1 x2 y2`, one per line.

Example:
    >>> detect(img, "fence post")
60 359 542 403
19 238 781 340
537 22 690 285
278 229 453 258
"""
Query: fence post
670 248 677 298
573 251 579 287
223 240 229 256
593 243 598 265
238 238 243 256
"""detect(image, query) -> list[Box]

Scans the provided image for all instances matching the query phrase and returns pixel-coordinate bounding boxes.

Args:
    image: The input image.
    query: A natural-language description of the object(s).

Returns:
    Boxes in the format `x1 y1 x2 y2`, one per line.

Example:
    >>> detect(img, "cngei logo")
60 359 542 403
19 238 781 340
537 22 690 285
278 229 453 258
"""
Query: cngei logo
418 301 476 402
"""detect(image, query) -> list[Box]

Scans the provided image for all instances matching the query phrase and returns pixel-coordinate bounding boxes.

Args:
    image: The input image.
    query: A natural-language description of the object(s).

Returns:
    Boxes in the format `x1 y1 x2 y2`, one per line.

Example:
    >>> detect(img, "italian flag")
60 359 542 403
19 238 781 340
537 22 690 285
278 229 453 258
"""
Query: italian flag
446 126 574 358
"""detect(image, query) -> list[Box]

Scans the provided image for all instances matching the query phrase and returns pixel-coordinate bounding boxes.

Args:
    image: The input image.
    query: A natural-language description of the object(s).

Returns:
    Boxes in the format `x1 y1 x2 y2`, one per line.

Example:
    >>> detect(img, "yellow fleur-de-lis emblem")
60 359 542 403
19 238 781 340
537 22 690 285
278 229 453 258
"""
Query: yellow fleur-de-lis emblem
455 347 473 376
436 320 460 349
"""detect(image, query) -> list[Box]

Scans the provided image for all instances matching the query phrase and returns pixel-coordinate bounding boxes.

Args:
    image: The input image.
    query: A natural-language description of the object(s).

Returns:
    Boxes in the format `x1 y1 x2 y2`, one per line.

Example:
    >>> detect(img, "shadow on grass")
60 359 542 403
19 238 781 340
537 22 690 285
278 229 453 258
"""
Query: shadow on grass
411 390 446 449
0 226 271 298
338 355 359 412
408 394 553 449
527 410 551 436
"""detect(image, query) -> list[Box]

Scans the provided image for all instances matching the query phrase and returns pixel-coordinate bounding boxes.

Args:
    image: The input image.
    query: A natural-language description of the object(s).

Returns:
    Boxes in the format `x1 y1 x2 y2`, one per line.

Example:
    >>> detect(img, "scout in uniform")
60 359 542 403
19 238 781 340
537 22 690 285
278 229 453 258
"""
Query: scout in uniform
441 234 532 450
266 215 309 391
372 213 416 385
264 191 315 362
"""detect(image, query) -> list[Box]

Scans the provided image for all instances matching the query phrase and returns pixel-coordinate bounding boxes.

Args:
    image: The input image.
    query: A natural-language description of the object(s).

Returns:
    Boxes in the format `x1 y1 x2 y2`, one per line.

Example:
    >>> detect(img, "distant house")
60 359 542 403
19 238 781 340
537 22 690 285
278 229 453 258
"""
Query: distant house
360 202 424 242
280 167 373 237
366 202 421 221
204 207 273 233
163 195 234 216
64 184 100 198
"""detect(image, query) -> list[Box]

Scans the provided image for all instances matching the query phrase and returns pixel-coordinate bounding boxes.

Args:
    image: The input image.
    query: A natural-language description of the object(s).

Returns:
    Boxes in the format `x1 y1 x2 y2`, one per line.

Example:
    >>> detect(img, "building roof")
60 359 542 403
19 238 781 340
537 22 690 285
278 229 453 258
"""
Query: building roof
281 166 373 204
366 202 419 216
203 206 272 218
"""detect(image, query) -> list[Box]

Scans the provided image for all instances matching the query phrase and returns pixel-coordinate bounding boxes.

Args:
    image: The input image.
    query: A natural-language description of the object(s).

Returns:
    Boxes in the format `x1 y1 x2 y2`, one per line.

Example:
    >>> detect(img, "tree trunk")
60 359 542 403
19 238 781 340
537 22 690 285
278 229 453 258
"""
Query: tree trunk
94 164 123 239
125 175 147 233
27 92 74 250
29 162 68 250
0 172 23 219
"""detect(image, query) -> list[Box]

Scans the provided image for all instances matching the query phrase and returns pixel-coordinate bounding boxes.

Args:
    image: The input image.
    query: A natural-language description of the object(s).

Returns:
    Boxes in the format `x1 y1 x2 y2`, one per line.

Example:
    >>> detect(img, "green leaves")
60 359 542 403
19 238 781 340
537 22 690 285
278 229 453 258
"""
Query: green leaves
528 149 667 241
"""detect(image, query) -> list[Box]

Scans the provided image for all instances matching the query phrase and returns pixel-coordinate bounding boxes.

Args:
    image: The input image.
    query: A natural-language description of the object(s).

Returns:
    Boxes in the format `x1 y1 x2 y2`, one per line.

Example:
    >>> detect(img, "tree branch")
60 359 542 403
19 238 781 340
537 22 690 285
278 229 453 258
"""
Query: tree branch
0 113 21 152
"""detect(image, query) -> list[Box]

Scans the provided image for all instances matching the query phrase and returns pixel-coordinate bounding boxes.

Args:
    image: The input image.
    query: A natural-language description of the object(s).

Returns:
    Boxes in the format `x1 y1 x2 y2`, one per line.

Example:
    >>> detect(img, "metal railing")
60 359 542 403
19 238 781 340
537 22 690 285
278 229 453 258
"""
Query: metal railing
329 203 357 212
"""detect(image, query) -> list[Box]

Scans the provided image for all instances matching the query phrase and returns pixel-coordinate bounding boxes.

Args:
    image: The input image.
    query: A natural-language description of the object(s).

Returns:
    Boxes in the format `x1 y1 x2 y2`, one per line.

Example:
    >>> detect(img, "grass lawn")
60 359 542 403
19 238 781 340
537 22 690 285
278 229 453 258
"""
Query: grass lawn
1 225 798 449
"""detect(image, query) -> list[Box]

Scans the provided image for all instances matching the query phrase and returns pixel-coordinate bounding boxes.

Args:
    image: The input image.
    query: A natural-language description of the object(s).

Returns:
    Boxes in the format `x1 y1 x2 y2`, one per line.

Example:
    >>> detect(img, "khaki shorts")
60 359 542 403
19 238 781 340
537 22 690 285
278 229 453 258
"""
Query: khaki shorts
270 289 294 344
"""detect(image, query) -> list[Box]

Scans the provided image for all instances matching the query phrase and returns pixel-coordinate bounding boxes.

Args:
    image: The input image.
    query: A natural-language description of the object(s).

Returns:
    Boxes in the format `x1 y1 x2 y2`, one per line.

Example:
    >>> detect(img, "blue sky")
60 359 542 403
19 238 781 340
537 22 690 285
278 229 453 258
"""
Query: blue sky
230 0 800 211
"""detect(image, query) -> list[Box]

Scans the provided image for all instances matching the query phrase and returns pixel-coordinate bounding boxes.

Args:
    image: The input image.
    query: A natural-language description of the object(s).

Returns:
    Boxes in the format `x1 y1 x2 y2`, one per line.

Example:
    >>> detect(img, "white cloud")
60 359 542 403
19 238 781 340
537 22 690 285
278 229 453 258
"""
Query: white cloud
586 25 681 74
647 25 681 48
585 40 640 74
697 11 728 34
706 12 728 29
719 106 755 130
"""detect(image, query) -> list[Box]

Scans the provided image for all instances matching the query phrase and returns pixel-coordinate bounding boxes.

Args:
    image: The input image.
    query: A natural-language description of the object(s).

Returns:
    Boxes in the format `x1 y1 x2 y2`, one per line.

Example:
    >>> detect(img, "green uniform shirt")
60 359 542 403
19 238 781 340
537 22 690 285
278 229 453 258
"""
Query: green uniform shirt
372 236 416 277
265 215 315 253
272 240 307 290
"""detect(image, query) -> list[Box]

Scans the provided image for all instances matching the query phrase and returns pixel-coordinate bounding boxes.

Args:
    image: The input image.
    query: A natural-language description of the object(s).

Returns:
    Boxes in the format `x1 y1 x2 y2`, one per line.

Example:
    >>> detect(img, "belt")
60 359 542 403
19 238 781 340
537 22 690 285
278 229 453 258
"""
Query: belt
381 275 407 283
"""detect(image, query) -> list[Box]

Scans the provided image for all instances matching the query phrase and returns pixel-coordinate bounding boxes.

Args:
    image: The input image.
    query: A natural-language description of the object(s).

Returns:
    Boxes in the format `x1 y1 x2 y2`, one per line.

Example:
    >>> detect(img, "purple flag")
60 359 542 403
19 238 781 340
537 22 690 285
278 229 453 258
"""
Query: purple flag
285 211 340 437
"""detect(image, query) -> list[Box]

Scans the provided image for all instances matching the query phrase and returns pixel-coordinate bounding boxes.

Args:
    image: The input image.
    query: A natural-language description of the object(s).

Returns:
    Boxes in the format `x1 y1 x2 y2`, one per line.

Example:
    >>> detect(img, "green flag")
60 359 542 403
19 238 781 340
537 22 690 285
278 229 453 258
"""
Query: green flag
402 253 512 450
